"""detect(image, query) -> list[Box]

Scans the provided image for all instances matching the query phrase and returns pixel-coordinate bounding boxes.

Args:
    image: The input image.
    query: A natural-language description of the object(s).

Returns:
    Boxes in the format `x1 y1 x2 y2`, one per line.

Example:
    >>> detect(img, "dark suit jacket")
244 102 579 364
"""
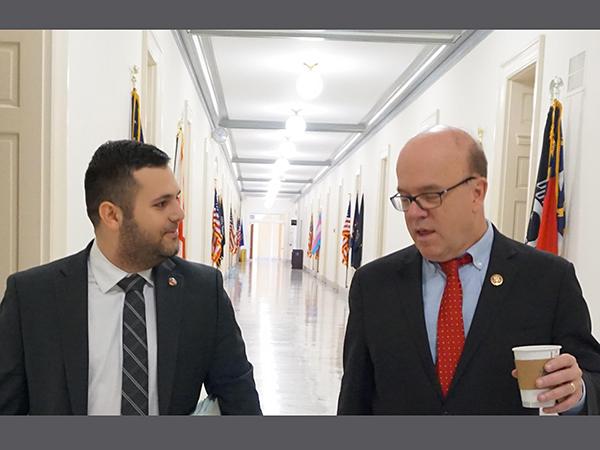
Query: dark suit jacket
337 229 600 414
0 243 261 415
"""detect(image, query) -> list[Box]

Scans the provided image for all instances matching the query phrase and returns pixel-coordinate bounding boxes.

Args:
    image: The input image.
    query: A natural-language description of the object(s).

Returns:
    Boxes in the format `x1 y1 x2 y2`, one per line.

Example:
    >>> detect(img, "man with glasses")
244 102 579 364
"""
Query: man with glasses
337 125 600 415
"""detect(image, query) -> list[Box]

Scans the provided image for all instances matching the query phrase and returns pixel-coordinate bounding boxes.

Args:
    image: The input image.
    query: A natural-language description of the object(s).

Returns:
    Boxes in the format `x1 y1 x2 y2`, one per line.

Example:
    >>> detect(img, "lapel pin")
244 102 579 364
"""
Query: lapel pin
168 277 177 287
490 274 503 286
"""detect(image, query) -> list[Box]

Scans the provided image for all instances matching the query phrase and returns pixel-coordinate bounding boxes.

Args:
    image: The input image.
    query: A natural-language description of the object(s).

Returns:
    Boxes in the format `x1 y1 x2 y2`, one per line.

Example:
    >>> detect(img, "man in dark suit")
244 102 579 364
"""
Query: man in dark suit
337 126 600 415
0 140 261 415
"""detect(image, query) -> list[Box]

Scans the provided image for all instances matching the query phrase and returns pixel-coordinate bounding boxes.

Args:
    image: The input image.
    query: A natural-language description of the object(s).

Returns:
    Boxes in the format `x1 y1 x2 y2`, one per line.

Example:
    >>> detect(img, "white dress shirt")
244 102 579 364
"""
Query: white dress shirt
87 240 159 415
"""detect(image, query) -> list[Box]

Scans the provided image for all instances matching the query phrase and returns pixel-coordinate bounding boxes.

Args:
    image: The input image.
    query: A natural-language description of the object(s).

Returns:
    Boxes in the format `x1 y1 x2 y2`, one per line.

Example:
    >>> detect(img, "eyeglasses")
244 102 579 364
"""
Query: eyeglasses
390 177 476 212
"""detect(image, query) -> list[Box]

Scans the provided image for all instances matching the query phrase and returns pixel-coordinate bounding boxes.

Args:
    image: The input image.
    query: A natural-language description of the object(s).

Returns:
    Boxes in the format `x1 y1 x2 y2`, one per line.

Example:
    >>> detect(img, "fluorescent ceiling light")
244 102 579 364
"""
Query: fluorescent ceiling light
368 45 447 126
313 166 328 182
333 133 361 161
193 37 220 116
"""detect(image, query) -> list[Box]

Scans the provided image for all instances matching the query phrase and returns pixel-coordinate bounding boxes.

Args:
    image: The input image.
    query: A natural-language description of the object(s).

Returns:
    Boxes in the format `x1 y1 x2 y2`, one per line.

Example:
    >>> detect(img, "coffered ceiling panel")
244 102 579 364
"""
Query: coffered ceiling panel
173 29 492 204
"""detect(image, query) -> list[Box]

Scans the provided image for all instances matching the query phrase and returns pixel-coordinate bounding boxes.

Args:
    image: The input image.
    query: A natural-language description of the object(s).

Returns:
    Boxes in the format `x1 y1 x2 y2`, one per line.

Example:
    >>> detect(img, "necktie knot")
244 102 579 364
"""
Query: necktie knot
117 274 145 294
439 253 472 277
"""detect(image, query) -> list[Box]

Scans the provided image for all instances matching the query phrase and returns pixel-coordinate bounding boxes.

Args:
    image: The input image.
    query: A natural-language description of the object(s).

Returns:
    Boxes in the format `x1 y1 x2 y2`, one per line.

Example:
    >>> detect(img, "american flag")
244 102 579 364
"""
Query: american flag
229 207 236 254
341 200 351 266
211 189 222 266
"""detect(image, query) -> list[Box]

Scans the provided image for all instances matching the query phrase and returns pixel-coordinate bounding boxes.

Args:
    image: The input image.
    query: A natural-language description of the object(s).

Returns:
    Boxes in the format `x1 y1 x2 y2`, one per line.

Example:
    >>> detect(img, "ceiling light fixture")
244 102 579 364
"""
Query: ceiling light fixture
296 63 323 99
264 177 282 208
278 137 297 158
274 157 290 174
333 133 361 161
285 109 306 137
367 45 447 127
313 166 329 182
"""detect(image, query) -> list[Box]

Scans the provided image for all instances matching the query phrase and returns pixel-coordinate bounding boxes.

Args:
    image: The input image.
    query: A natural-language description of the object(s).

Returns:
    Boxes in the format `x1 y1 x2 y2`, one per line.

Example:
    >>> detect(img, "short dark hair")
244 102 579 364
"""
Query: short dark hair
85 140 170 227
467 139 487 178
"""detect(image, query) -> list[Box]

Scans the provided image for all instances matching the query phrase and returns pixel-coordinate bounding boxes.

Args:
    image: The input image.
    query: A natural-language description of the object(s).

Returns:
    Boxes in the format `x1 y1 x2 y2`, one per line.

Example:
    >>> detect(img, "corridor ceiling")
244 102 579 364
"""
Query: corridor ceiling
173 30 491 200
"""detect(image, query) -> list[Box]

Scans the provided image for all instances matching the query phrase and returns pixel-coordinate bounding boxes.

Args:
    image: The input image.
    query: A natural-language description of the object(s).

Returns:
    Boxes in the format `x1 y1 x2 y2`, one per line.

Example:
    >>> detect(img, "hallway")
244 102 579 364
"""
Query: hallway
223 258 349 415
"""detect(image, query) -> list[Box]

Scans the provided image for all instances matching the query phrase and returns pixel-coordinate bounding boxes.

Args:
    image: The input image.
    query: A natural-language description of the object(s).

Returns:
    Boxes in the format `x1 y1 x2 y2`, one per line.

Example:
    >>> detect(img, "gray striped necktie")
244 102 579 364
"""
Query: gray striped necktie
117 274 149 415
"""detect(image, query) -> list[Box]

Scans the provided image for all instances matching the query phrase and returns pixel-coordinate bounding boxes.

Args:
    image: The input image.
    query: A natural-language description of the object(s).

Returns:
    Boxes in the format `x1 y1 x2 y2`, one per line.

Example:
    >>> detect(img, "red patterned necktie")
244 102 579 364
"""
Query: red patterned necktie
436 253 472 397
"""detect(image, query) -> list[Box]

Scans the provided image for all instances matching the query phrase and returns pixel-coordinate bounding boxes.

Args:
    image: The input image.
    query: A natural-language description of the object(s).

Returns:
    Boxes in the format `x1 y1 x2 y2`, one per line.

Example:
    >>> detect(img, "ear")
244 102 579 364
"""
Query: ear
98 201 123 231
472 177 488 211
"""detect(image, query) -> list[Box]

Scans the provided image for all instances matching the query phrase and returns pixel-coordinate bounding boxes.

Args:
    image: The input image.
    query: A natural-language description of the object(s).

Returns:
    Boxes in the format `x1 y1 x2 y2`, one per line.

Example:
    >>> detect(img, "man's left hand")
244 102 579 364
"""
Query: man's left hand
511 353 583 414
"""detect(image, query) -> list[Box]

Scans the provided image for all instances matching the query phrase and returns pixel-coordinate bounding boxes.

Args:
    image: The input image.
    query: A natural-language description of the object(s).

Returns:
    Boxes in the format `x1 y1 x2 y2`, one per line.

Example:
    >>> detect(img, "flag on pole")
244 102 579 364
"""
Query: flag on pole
218 195 225 266
307 213 314 258
211 189 223 266
173 127 186 259
239 219 245 248
525 99 566 256
313 211 322 260
229 207 236 254
351 194 364 269
131 88 144 142
341 199 352 266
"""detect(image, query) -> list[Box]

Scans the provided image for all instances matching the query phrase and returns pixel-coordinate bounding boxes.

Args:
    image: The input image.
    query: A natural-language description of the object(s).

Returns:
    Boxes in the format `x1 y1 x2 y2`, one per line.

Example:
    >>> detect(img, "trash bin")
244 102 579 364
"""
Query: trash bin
239 249 247 262
291 249 303 269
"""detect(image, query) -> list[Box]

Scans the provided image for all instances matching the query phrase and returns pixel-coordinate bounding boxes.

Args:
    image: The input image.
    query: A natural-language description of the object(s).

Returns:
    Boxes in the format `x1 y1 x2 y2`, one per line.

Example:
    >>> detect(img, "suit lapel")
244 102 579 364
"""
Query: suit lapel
55 244 91 415
154 258 183 415
394 247 442 398
450 230 519 393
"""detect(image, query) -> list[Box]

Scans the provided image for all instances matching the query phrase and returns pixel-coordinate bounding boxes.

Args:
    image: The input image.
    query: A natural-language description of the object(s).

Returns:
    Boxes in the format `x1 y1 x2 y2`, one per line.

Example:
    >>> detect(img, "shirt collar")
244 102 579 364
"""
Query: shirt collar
424 220 494 273
89 239 154 294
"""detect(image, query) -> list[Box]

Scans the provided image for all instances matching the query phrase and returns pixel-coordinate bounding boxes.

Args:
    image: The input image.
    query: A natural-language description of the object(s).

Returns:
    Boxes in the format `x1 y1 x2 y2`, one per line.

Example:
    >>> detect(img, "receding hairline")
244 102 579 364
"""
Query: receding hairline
398 126 487 178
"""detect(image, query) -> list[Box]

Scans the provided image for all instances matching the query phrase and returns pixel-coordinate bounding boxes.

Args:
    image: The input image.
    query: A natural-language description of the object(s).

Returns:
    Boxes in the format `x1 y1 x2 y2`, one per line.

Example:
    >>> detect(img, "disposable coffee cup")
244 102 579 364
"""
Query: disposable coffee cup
512 345 561 408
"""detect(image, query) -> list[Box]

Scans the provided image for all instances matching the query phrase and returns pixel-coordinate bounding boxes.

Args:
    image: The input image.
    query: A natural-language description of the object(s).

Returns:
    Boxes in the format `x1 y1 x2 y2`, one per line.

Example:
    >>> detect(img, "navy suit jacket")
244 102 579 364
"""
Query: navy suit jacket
0 242 261 415
338 229 600 414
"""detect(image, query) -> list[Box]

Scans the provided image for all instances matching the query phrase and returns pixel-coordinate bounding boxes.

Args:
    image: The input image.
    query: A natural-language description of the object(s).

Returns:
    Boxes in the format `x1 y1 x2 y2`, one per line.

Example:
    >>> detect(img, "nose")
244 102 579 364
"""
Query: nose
405 198 428 219
172 200 185 222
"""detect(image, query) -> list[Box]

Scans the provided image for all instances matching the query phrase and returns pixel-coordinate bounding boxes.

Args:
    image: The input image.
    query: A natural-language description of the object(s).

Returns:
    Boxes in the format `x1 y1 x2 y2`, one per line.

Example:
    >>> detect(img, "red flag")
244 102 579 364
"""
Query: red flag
526 99 566 255
173 127 186 259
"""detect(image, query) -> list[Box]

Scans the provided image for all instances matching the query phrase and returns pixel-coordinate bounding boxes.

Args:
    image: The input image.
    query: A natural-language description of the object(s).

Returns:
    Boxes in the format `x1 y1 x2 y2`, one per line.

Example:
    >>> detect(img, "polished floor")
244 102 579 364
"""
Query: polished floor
223 258 349 415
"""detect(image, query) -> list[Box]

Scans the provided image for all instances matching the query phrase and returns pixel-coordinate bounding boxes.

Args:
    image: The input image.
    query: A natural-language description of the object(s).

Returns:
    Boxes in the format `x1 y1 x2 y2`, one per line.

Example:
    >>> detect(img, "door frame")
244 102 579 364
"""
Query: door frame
489 35 545 229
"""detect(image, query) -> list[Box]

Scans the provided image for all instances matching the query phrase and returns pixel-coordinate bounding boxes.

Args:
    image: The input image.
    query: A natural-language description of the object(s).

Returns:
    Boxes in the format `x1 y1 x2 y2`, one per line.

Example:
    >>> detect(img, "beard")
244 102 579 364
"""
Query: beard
117 215 179 271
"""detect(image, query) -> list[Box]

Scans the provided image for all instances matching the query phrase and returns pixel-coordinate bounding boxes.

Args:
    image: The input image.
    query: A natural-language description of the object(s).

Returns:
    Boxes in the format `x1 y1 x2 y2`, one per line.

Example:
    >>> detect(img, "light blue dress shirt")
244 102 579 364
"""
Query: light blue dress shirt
421 220 584 413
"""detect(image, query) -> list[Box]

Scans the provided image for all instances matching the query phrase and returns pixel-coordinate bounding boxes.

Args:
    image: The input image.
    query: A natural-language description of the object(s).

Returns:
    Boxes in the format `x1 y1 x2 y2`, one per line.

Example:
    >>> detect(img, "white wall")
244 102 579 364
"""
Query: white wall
297 30 600 336
56 30 241 276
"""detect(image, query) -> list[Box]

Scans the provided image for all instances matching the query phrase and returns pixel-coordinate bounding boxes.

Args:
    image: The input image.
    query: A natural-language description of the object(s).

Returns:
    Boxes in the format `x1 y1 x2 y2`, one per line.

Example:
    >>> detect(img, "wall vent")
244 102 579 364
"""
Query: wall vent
567 51 585 93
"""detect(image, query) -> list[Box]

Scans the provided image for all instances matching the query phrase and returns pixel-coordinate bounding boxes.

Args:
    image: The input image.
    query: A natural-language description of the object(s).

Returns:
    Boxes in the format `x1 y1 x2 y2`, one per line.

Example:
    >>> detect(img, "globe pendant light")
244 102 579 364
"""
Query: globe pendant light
285 109 306 137
278 137 296 158
274 157 290 174
296 63 323 100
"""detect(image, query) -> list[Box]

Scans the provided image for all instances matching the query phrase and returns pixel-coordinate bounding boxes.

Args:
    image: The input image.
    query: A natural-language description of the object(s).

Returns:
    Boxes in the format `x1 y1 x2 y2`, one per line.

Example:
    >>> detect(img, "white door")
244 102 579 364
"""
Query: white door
0 30 51 291
500 64 536 242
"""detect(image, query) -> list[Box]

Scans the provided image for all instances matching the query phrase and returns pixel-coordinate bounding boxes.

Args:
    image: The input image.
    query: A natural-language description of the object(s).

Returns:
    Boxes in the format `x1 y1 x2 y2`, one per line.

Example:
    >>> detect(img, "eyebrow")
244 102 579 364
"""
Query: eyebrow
151 190 181 203
397 184 442 194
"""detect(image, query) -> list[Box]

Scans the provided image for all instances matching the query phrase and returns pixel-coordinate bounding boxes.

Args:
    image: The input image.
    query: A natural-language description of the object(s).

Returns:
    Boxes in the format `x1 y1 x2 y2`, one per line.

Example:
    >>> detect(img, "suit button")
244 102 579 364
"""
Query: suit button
443 411 450 415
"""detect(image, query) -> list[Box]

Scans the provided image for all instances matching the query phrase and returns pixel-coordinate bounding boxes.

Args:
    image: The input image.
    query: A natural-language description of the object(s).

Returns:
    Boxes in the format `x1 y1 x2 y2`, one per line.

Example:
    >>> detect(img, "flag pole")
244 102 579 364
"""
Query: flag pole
317 249 320 274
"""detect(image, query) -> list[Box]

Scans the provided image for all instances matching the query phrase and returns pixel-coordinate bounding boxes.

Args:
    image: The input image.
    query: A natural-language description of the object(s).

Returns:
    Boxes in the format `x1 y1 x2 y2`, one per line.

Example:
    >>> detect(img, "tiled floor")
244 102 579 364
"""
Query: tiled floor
223 258 349 415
